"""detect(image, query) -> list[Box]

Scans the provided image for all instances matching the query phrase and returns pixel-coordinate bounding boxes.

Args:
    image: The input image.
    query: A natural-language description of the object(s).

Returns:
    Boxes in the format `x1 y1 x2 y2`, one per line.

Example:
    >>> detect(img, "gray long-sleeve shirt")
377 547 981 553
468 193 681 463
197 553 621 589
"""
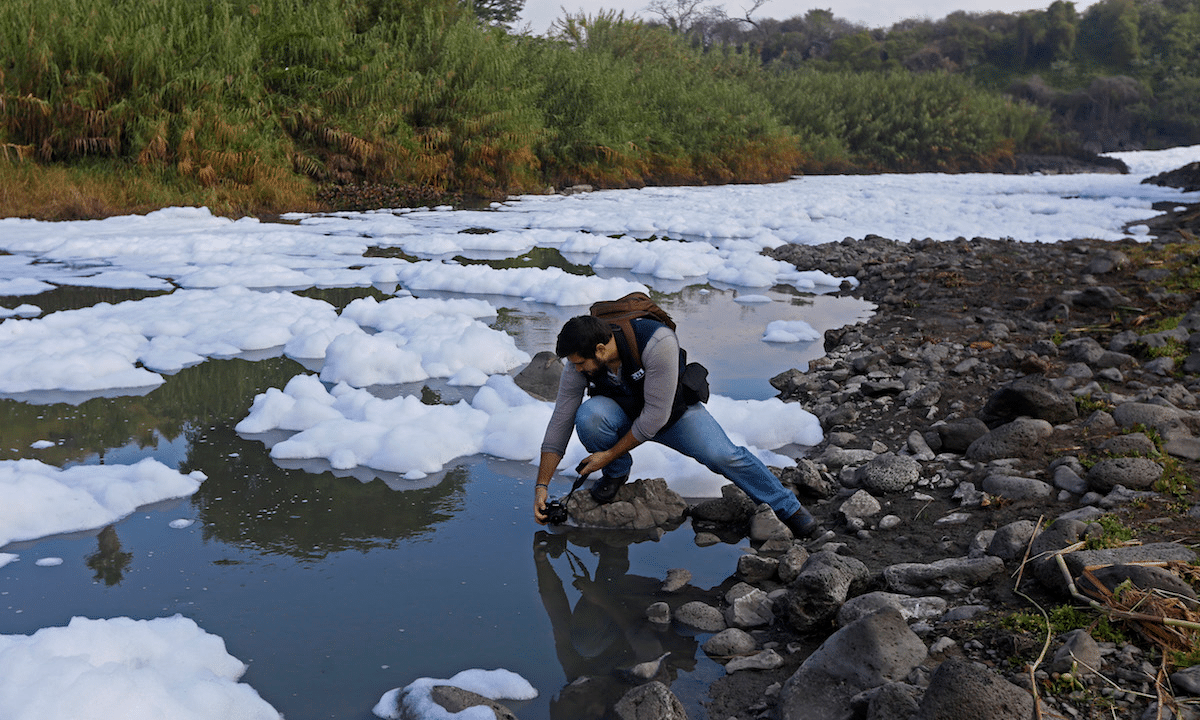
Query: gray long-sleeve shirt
540 326 680 456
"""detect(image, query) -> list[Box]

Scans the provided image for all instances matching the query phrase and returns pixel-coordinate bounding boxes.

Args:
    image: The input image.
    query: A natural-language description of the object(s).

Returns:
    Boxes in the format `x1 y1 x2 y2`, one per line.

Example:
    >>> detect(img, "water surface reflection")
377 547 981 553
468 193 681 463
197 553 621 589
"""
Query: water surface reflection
1 284 871 719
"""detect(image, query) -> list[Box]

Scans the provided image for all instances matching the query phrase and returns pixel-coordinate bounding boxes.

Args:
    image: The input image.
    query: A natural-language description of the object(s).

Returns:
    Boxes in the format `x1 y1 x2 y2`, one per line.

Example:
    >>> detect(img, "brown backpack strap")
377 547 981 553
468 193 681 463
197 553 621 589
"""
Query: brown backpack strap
609 317 642 371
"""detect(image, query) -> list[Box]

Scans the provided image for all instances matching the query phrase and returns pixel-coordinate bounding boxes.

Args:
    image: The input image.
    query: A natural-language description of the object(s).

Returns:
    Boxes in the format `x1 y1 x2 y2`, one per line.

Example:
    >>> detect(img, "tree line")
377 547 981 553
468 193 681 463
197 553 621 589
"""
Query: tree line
0 0 1178 219
657 0 1200 152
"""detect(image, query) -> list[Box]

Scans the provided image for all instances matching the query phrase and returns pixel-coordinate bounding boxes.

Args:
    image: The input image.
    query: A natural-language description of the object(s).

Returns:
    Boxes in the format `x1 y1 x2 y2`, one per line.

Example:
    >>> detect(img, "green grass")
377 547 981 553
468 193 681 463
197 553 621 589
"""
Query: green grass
1 0 1066 218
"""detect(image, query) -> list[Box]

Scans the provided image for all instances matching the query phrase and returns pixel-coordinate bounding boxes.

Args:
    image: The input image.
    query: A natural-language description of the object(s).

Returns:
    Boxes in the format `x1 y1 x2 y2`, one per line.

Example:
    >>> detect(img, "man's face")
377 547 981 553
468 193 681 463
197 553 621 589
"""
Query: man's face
566 341 611 374
566 352 602 374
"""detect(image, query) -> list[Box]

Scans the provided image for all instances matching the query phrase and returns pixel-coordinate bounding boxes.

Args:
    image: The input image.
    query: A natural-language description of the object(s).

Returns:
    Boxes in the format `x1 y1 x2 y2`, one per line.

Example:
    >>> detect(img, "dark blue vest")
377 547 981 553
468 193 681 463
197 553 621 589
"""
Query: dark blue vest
583 318 692 427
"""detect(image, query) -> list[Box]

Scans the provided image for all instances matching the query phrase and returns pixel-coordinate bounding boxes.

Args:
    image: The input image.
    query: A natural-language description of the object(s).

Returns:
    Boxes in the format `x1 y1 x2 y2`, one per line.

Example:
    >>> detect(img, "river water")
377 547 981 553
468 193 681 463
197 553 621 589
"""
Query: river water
0 277 872 719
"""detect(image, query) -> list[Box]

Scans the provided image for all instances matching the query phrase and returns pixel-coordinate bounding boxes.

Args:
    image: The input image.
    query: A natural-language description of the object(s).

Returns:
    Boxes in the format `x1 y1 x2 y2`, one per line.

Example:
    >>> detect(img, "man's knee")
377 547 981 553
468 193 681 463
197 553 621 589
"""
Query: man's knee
575 398 624 436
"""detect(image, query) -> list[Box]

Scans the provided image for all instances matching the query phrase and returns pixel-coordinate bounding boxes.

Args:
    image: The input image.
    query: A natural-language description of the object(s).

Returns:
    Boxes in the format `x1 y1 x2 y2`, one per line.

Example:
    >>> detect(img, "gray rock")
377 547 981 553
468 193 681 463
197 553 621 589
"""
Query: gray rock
979 374 1079 426
906 384 942 409
1097 432 1158 456
613 681 687 720
512 351 562 402
1071 285 1132 309
1166 435 1200 460
1051 628 1104 676
396 686 517 720
854 453 921 493
1055 506 1106 523
985 520 1039 562
912 657 1034 720
1145 356 1176 375
883 556 1005 595
1035 543 1198 596
981 474 1054 501
1113 402 1194 439
1052 464 1089 494
906 430 936 460
568 477 687 531
940 604 989 622
725 587 775 628
855 682 922 720
702 628 758 658
750 503 789 541
674 601 726 632
1084 410 1117 434
780 458 836 498
966 417 1053 461
840 489 883 519
1100 484 1163 508
689 484 756 525
837 591 948 626
737 553 779 584
779 607 928 720
777 545 811 584
937 418 989 453
1171 666 1200 695
726 649 785 673
1085 456 1163 492
1080 564 1199 603
1059 336 1106 364
818 445 878 469
784 550 872 632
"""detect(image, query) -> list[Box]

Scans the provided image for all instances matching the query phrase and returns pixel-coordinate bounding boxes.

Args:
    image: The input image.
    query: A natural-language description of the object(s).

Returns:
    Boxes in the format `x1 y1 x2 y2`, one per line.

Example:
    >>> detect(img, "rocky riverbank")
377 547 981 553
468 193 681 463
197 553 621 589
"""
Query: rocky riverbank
385 173 1200 720
681 190 1200 719
564 199 1200 719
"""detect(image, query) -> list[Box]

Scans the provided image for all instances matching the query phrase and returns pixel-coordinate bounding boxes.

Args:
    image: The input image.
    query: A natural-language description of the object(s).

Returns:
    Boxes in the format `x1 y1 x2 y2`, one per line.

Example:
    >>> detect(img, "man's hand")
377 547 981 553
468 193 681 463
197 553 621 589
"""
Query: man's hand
533 483 550 525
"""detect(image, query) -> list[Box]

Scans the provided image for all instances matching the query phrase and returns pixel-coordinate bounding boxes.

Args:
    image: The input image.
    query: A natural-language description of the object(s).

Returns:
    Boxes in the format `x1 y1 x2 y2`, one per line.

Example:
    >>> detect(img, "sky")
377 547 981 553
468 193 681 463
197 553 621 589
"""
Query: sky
516 0 1102 34
1 144 1198 719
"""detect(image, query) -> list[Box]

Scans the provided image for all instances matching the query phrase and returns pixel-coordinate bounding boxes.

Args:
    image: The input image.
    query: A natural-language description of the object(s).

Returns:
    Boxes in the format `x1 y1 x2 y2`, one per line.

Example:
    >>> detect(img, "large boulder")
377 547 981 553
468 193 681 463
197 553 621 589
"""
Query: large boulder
779 607 928 720
912 658 1034 720
783 550 872 632
979 375 1078 427
966 418 1053 461
512 351 562 401
568 477 687 531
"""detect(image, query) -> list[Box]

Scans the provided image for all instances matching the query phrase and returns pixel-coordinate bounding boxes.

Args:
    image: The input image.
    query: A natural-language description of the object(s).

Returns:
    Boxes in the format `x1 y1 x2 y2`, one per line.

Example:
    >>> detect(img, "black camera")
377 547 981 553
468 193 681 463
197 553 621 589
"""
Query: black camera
543 459 590 525
543 497 569 525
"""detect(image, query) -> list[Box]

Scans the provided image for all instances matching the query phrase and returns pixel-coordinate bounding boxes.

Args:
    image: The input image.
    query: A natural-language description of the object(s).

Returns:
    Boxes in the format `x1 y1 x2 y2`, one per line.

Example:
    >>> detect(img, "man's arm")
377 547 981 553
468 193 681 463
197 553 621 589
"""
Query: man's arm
533 450 562 524
629 327 679 442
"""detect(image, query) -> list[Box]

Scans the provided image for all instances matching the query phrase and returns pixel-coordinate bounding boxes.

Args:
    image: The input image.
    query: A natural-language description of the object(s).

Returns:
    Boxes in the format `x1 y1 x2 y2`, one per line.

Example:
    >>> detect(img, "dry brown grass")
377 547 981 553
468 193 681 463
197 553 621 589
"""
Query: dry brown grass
0 160 319 220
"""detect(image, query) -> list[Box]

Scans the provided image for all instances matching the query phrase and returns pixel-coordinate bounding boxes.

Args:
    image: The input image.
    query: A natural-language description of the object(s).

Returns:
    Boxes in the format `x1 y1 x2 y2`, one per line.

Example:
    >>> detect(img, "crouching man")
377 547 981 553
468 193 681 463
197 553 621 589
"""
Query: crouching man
532 313 818 537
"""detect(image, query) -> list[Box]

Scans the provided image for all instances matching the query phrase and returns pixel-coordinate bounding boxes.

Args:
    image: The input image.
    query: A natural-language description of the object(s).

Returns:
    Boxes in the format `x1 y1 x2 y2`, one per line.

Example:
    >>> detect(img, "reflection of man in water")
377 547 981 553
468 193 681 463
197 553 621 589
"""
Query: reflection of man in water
532 531 697 719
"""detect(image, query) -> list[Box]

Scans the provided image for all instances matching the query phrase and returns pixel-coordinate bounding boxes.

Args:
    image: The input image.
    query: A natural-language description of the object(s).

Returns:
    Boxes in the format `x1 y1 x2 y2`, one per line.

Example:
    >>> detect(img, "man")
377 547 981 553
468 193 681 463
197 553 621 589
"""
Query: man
532 313 819 538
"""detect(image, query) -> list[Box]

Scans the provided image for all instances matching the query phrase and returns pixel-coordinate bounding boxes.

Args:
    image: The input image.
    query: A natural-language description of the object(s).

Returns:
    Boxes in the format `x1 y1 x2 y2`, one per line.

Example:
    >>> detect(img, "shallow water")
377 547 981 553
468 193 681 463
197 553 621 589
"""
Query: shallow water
1 284 871 720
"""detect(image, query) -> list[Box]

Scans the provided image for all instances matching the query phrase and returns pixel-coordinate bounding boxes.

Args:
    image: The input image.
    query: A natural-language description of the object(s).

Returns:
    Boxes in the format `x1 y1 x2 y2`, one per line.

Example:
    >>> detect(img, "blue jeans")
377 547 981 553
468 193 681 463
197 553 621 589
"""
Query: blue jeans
575 396 802 517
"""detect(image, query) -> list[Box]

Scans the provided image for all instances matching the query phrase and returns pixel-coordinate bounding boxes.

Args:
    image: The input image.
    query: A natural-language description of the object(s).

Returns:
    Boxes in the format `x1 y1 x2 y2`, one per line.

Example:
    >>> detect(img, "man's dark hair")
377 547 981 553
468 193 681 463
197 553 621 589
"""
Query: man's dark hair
556 315 613 359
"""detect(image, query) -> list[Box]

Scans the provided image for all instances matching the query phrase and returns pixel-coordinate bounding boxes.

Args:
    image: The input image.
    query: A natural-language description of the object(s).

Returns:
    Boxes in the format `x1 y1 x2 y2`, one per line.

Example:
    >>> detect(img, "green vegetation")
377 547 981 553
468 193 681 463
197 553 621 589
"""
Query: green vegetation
998 604 1127 643
0 0 1076 219
1085 514 1135 549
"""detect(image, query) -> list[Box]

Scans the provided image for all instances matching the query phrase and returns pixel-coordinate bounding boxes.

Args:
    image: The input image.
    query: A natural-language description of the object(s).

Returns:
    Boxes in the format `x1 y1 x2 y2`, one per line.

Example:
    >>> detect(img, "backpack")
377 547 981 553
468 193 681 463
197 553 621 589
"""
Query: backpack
589 292 709 404
589 292 676 370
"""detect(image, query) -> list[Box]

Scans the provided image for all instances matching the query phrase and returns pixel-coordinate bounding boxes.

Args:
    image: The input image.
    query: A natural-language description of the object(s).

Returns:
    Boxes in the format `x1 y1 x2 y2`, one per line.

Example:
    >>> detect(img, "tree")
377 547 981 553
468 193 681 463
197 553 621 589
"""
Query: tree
644 0 721 32
464 0 523 26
